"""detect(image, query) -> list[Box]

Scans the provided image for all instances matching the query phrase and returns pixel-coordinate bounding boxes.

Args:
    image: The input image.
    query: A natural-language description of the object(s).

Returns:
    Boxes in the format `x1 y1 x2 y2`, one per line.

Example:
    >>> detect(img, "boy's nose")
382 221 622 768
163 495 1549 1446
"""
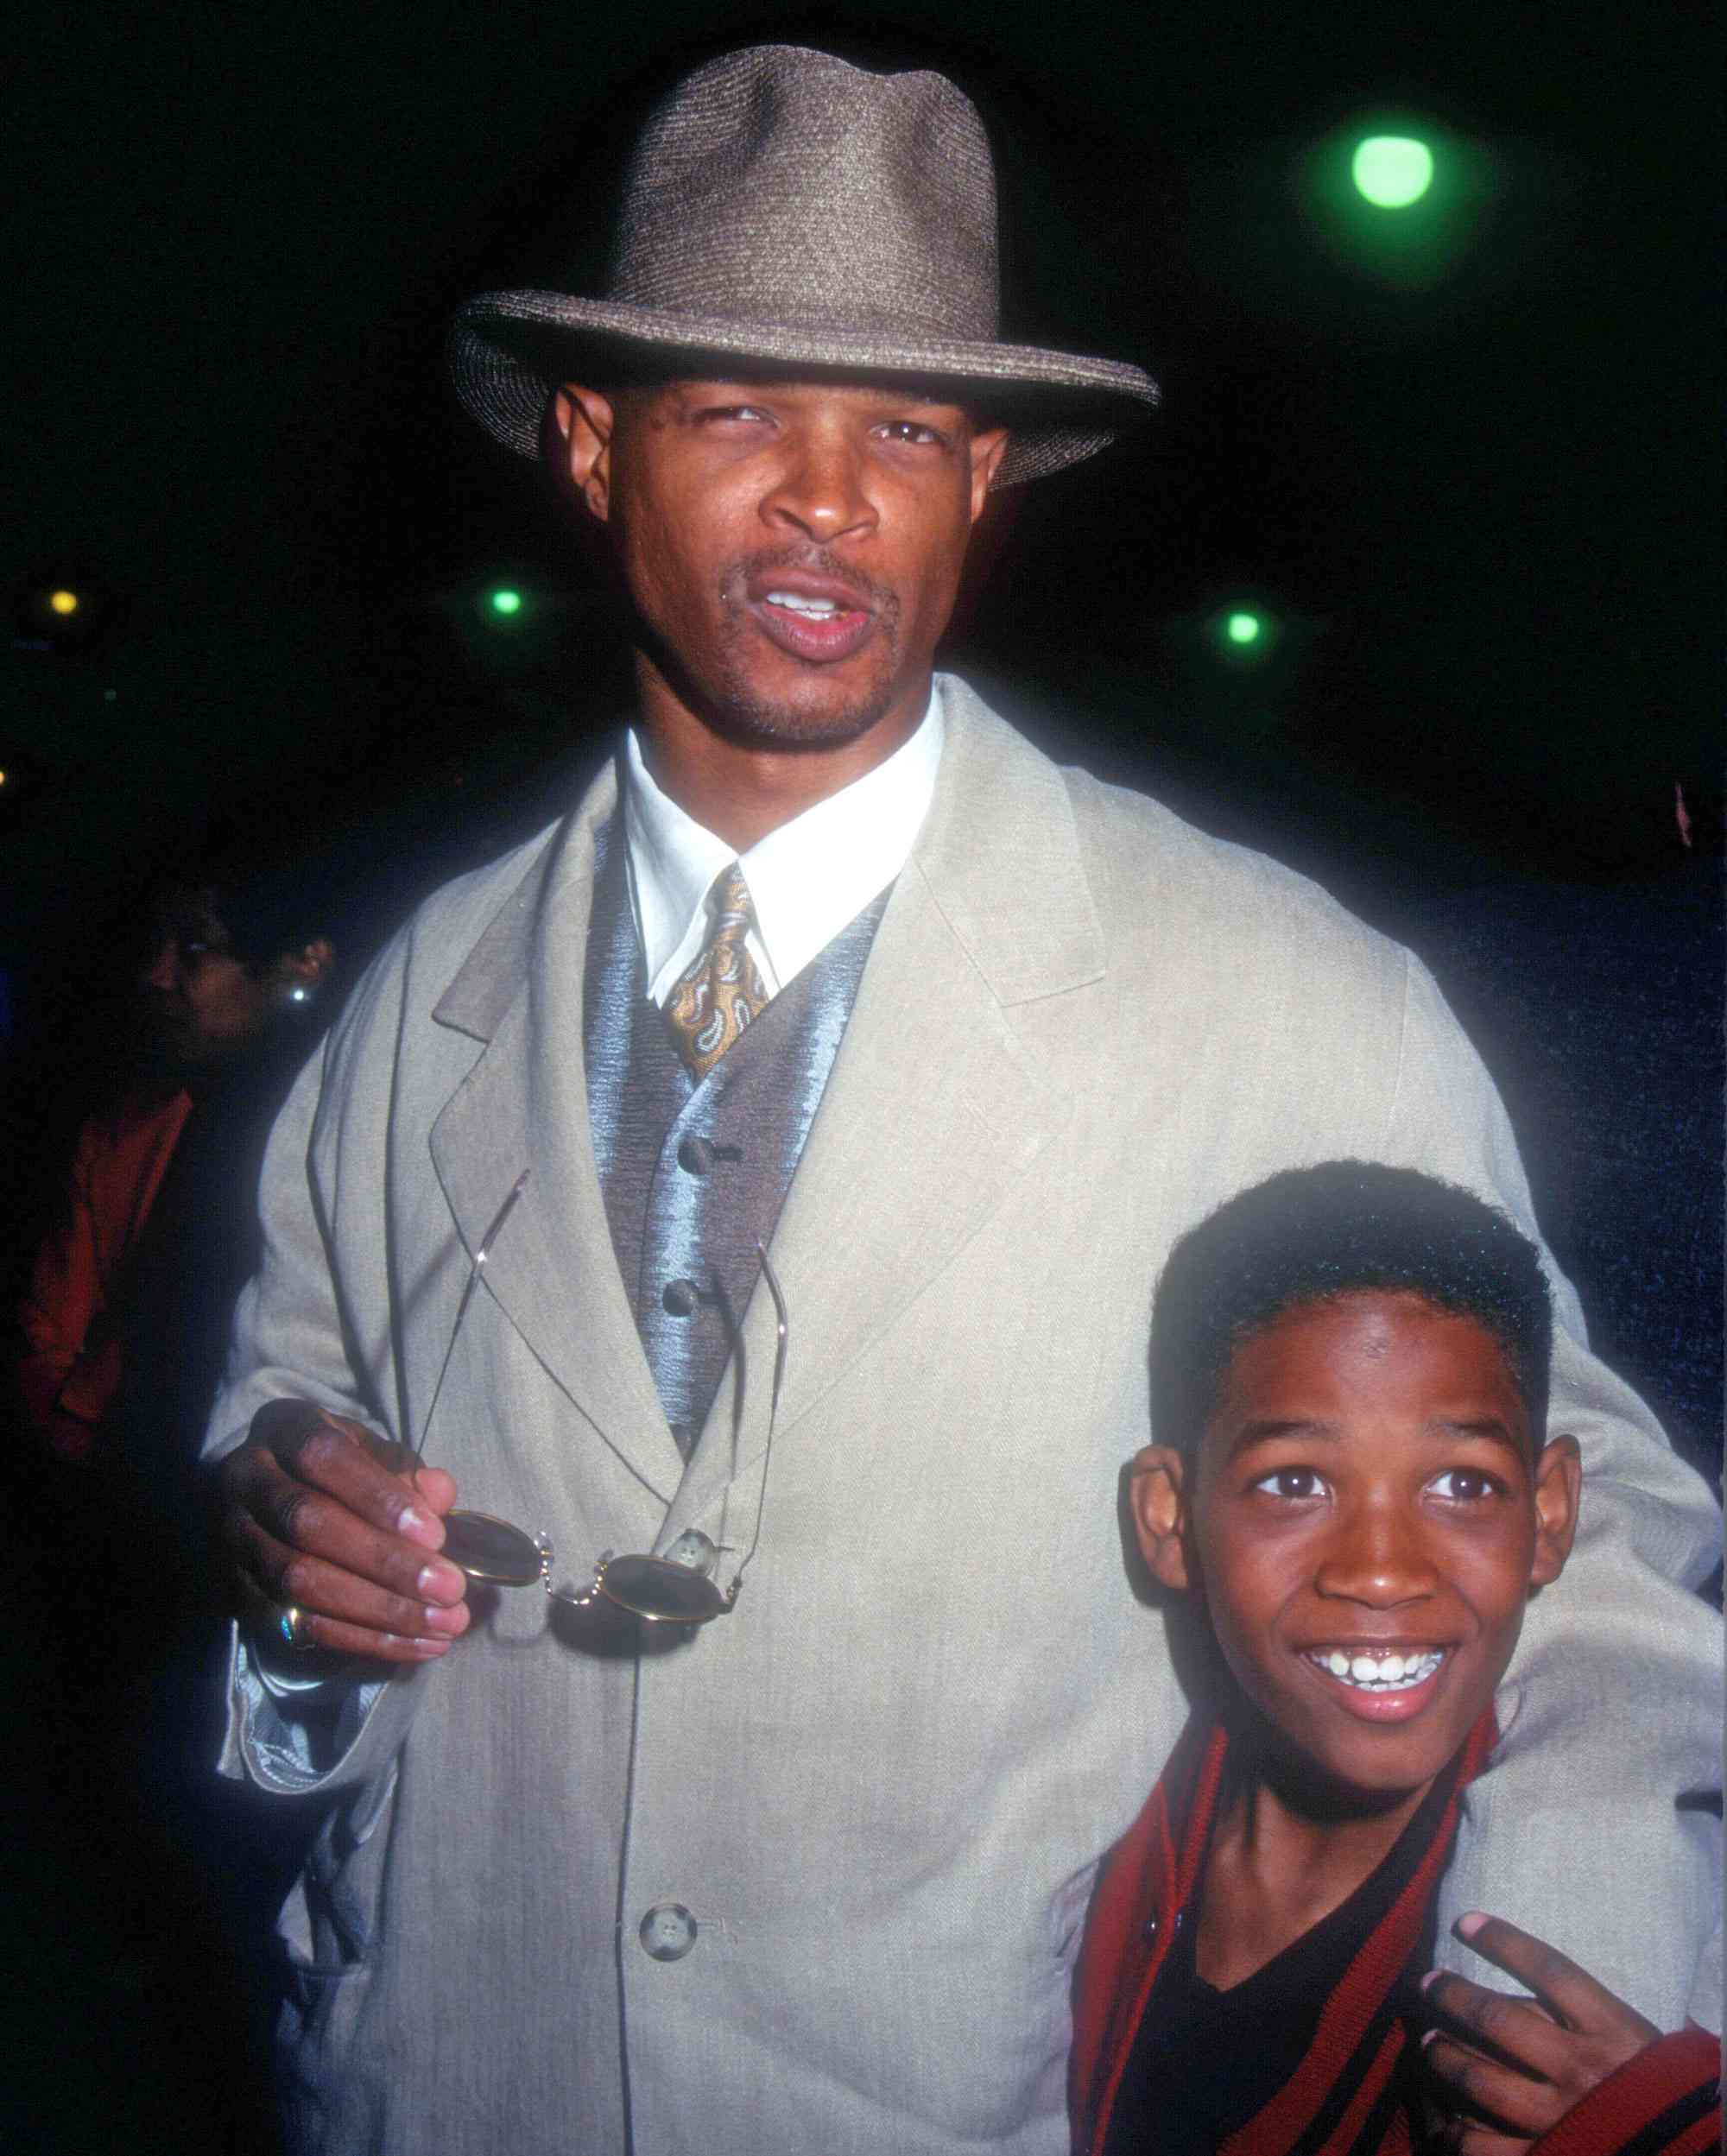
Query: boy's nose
1313 1502 1439 1607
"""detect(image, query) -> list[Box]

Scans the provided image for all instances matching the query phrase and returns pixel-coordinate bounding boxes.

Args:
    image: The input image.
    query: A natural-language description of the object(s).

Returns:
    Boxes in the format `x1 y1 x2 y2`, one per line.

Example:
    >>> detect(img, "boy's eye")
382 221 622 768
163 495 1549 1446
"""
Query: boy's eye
1249 1467 1328 1501
1428 1468 1505 1502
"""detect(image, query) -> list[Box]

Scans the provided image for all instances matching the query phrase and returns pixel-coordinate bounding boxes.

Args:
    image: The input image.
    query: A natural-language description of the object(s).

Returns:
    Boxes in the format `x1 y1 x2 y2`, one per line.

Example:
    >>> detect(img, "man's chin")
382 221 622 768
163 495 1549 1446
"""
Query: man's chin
693 671 908 755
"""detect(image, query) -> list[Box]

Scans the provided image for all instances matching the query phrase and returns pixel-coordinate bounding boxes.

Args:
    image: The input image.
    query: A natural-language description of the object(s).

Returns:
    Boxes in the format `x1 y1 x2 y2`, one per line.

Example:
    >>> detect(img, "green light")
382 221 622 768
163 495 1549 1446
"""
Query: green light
1225 611 1263 646
489 587 523 616
1351 136 1434 209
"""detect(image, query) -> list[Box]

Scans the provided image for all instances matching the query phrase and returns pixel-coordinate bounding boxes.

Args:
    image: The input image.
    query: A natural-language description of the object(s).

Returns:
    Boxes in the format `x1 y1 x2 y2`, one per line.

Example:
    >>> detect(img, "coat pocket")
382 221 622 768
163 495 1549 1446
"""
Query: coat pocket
274 1761 397 2133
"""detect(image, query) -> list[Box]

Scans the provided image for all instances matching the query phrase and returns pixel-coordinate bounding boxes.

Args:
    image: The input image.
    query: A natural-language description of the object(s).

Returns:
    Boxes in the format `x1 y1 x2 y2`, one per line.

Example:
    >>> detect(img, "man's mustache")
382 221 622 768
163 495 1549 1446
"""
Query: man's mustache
723 547 901 623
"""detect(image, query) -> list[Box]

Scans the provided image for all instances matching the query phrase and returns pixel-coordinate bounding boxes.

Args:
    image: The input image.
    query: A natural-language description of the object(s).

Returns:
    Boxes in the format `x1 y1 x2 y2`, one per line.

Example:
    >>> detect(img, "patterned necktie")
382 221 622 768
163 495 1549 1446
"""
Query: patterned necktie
663 862 769 1081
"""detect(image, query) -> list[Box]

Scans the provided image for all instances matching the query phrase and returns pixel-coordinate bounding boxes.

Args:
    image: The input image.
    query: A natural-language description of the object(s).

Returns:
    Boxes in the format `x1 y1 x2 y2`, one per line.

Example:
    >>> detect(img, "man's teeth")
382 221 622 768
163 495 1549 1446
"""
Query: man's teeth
765 591 845 616
1308 1648 1444 1691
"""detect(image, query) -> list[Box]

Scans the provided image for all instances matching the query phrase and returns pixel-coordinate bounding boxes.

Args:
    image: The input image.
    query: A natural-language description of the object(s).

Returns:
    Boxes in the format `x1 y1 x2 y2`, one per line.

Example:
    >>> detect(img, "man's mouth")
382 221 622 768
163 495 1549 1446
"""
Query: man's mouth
762 589 850 619
745 572 879 664
1303 1647 1447 1694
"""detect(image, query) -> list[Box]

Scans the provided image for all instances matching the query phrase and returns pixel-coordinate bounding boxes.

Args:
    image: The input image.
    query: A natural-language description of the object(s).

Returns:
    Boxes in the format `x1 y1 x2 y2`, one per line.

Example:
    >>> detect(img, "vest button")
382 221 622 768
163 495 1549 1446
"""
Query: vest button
677 1136 712 1175
639 1902 697 1962
662 1278 699 1318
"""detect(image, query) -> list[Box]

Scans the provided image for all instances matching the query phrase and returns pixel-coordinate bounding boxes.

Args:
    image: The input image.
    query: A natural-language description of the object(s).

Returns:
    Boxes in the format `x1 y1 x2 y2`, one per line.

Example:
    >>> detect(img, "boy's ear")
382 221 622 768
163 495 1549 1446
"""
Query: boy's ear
1528 1433 1582 1588
1130 1445 1192 1590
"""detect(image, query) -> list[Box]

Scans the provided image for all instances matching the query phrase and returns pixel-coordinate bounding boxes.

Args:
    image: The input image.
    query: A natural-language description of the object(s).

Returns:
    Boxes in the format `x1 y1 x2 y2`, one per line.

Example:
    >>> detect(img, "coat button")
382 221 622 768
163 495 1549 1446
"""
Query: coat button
1142 1916 1159 1944
663 1529 717 1572
677 1136 712 1175
662 1279 699 1317
640 1902 697 1961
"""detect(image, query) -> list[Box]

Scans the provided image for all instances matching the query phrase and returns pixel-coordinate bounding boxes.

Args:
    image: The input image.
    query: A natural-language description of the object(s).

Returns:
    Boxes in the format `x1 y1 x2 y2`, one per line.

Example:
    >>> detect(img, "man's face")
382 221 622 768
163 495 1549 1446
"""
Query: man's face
137 906 270 1066
1141 1291 1577 1805
560 376 1007 752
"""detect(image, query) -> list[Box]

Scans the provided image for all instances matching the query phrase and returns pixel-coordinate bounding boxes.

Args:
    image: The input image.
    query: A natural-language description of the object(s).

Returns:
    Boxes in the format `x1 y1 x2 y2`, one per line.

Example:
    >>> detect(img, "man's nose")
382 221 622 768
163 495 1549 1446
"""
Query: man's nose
1313 1498 1439 1607
140 939 182 994
760 430 877 545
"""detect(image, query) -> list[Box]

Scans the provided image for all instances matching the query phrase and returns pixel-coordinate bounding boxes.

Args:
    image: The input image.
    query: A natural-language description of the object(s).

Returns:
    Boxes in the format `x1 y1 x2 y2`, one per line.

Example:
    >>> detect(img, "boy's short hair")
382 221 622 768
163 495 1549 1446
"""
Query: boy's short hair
1150 1160 1553 1456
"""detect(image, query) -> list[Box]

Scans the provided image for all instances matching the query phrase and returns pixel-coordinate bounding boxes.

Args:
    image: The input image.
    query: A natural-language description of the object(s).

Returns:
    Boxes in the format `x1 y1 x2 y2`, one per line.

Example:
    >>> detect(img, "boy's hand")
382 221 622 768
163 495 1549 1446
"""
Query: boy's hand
1420 1912 1661 2152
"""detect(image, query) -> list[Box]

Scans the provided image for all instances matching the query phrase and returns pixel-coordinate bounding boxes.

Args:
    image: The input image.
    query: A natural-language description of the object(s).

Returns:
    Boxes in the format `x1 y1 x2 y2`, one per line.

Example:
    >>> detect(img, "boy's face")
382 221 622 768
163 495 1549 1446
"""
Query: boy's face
1133 1290 1579 1805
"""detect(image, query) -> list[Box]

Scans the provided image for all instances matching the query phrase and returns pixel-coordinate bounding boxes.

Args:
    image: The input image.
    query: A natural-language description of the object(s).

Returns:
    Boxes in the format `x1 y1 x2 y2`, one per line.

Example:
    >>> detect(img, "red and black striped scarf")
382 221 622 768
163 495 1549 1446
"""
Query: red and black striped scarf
1072 1710 1496 2156
1071 1710 1719 2156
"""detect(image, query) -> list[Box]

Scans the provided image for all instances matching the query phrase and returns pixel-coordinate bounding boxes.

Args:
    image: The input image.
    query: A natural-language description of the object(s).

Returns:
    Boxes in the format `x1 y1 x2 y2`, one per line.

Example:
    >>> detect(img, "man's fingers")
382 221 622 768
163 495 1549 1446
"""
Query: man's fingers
216 1400 476 1669
244 1527 471 1640
267 1410 451 1552
237 1573 459 1666
410 1465 459 1518
225 1454 469 1610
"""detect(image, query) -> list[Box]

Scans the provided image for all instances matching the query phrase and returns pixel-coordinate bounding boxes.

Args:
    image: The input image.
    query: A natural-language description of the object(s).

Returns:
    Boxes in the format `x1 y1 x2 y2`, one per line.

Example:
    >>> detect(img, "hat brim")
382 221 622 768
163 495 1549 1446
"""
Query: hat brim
447 290 1160 489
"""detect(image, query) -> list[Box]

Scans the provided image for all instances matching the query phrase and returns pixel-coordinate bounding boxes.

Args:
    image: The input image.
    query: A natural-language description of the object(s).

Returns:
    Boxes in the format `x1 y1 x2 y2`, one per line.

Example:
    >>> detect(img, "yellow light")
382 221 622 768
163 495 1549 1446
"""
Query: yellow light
48 588 81 616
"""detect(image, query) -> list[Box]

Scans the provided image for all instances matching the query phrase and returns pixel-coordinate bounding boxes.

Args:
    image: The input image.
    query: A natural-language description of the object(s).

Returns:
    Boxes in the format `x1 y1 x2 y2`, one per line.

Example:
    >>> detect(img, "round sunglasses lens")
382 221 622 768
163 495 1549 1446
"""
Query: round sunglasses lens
598 1554 729 1624
441 1509 545 1585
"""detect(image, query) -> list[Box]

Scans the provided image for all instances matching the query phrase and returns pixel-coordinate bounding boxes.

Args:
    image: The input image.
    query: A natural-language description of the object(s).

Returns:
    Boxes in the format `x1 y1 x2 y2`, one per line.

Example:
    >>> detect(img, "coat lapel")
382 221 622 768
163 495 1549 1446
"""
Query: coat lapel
428 761 685 1504
662 679 1107 1540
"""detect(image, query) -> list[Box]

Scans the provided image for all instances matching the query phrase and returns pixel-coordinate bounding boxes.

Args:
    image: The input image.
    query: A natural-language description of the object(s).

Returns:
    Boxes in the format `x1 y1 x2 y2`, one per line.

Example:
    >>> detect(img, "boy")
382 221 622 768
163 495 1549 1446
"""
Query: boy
1071 1161 1721 2155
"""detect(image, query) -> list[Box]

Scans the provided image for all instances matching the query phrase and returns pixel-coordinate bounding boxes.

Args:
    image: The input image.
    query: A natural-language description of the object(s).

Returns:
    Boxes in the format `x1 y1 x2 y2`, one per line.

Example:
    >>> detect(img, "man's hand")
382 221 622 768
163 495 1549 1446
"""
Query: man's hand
1420 1912 1662 2153
217 1400 472 1665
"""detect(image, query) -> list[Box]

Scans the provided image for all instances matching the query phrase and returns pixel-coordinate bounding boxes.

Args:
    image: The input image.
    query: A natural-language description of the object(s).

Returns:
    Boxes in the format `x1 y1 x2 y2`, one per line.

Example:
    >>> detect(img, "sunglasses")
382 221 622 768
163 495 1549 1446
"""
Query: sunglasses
412 1172 788 1625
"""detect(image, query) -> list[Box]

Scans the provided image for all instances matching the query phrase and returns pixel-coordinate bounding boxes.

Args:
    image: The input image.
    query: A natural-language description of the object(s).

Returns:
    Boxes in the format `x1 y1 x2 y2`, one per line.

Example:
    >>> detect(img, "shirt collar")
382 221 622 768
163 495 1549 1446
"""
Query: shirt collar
623 686 944 1002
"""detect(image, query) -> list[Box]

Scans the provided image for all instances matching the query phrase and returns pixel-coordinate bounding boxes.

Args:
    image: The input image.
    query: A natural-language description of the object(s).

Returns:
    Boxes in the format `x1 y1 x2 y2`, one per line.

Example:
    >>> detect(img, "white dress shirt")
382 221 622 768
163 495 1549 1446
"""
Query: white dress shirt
623 686 944 1007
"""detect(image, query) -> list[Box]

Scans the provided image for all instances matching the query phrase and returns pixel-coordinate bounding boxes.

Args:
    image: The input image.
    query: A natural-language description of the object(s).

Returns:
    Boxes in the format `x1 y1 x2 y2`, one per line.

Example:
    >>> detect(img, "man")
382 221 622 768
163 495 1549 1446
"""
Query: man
206 45 1719 2156
17 882 332 1471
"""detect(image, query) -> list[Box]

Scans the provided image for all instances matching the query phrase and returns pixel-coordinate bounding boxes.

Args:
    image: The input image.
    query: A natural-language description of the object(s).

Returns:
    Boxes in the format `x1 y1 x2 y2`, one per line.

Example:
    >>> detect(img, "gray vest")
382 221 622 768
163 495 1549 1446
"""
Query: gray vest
583 815 886 1454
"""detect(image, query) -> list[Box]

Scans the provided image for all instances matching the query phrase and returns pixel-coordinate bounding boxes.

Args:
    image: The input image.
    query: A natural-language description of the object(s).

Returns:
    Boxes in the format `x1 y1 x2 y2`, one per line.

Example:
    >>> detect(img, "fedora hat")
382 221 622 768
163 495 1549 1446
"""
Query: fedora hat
447 43 1159 488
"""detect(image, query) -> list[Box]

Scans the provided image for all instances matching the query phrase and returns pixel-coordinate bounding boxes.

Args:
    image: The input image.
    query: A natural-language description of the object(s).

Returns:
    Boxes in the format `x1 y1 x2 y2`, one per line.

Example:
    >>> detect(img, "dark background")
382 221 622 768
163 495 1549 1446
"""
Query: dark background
0 7 1718 2145
6 0 1718 1459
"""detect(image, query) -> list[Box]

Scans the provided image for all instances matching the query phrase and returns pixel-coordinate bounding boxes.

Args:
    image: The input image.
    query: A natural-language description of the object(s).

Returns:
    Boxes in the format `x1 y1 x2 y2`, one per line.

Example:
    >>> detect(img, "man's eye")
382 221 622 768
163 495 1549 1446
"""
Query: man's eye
1428 1468 1504 1502
1249 1468 1326 1501
694 404 769 426
876 420 944 446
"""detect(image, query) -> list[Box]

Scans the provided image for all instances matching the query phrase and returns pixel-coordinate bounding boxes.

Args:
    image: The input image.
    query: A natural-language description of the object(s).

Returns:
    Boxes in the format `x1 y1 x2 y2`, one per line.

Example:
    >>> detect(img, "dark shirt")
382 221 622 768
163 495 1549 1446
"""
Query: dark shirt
1101 1761 1458 2156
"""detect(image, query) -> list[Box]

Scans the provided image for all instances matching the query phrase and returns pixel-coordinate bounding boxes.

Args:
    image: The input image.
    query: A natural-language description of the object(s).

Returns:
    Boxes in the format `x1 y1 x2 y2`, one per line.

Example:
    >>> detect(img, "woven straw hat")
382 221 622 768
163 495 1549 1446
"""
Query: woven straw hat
448 44 1159 488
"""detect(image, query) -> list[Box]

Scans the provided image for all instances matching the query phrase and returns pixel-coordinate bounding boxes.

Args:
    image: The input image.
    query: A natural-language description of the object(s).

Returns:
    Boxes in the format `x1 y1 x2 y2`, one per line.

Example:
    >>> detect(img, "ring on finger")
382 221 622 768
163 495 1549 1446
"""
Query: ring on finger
278 1603 317 1653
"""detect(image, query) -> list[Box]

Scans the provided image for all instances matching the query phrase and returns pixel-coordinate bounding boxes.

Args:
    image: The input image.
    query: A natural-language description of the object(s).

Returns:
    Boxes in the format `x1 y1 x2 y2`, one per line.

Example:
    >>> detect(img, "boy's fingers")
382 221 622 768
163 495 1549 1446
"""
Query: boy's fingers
1454 2130 1534 2156
1421 2030 1563 2137
1451 1915 1649 2035
1422 1971 1569 2083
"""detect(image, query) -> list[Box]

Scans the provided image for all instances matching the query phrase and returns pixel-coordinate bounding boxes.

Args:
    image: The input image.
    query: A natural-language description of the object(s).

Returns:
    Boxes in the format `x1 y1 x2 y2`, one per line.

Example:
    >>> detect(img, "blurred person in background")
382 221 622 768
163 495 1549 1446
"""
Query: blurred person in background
15 882 332 1494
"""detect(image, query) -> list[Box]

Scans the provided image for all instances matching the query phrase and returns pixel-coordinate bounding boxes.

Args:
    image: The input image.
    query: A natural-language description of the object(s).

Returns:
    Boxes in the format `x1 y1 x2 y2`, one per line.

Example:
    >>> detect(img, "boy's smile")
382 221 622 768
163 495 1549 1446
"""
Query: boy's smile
1135 1290 1579 1808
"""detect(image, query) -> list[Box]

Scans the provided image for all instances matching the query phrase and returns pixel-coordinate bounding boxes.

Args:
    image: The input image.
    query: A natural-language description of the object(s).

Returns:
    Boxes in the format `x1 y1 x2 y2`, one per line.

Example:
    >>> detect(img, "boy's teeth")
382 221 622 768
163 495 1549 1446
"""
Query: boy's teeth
1310 1648 1443 1691
766 591 841 616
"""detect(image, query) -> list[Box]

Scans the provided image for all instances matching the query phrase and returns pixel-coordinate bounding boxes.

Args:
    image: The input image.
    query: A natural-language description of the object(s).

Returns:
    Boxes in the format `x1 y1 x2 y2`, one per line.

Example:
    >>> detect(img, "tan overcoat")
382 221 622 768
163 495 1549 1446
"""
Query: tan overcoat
207 679 1722 2156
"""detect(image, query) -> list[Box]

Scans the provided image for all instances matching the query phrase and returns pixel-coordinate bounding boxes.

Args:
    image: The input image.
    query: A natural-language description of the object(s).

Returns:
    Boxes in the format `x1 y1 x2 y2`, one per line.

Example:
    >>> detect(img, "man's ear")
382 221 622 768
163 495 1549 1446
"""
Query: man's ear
1129 1445 1192 1591
553 383 617 522
266 938 333 1007
1528 1433 1582 1588
291 937 334 985
967 427 1010 524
